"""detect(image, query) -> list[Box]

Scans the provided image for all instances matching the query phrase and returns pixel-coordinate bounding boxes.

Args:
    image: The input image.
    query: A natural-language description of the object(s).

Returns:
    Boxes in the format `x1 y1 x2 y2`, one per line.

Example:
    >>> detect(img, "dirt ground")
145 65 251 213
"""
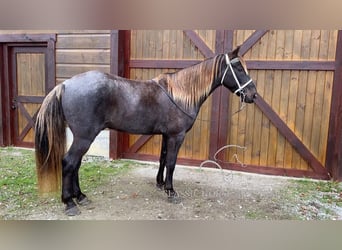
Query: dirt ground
16 160 341 221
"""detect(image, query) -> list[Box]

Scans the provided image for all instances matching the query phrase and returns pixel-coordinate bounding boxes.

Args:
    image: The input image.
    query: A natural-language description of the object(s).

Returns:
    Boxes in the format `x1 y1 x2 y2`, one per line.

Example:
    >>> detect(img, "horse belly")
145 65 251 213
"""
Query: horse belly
107 107 165 135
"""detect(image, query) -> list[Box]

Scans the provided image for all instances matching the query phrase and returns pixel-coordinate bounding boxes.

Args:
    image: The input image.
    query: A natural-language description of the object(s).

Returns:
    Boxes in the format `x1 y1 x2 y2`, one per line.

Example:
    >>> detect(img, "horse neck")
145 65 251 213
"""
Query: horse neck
194 55 225 108
164 56 223 110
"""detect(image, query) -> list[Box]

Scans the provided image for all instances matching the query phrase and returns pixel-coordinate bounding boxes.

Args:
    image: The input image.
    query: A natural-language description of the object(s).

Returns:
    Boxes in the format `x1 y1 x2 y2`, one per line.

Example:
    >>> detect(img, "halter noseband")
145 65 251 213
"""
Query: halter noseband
220 54 253 94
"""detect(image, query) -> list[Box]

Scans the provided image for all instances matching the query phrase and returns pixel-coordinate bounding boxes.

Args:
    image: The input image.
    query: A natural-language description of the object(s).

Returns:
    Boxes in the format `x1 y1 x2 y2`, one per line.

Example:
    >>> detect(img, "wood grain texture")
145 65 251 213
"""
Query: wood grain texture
55 32 111 80
225 30 337 173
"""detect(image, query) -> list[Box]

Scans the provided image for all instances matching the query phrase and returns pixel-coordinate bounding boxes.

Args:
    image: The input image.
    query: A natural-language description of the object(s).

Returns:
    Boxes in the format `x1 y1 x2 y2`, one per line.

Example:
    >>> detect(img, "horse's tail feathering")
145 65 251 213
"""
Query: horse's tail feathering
35 84 66 193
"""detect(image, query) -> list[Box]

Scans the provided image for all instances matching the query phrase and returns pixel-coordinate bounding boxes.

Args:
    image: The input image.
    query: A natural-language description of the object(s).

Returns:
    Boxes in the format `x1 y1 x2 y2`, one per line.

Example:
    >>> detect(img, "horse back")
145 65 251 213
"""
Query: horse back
61 71 191 135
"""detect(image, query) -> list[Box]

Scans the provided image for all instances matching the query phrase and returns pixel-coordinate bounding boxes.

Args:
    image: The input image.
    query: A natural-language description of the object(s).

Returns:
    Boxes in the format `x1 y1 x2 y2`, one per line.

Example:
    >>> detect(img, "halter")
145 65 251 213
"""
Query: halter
220 54 253 94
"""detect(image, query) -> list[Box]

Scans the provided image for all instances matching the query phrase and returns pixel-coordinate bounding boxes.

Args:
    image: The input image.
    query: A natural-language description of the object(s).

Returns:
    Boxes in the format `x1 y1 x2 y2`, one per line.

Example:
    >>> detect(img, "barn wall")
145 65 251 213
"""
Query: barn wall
55 30 111 82
0 30 112 79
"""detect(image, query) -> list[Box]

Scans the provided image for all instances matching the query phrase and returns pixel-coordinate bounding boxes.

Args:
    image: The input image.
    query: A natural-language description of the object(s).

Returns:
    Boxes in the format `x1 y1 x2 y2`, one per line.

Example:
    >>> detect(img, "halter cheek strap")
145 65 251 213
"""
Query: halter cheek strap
220 54 253 94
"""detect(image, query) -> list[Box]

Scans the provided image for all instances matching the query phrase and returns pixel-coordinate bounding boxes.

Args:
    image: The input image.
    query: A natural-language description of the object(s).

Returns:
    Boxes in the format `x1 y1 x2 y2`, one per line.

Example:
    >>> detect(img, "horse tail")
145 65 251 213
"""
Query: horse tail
35 84 66 194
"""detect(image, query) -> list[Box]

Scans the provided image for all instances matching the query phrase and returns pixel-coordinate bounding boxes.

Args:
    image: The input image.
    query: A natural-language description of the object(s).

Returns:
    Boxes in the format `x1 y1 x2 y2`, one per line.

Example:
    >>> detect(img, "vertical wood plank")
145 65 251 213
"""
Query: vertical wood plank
302 71 316 165
284 70 299 168
319 72 333 164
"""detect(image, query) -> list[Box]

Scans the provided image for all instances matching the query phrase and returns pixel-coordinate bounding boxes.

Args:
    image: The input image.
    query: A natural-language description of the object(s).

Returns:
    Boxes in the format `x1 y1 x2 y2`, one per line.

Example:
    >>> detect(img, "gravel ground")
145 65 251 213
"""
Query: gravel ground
13 162 341 220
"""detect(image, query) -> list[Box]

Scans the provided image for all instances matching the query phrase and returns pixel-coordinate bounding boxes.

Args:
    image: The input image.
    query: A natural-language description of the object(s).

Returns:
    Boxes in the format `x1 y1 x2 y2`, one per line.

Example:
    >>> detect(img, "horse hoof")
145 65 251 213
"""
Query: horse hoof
65 206 81 216
167 195 182 204
156 183 165 190
77 196 92 206
166 190 181 204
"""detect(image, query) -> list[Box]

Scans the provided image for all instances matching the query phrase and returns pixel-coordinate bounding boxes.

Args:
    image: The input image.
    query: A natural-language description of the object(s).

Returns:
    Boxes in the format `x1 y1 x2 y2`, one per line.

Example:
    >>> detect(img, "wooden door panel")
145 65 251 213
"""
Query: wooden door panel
223 30 336 177
16 53 45 96
11 47 47 147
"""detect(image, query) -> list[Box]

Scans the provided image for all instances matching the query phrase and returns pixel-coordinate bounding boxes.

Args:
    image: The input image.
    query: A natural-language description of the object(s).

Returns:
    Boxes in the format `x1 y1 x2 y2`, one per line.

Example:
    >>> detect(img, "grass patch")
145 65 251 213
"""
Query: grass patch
0 148 37 209
0 147 132 219
292 179 342 205
79 157 132 193
285 178 342 220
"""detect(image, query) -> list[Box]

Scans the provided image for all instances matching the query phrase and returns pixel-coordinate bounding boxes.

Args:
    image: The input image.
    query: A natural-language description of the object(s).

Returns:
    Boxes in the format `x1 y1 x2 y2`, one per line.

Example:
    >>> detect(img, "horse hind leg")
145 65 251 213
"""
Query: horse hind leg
62 137 94 216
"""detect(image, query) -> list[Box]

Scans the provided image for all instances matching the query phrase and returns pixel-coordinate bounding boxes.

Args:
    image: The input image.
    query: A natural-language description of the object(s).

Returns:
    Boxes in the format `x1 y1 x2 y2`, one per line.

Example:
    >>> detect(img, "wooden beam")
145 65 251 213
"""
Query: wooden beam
127 135 153 153
247 60 335 71
130 59 200 69
183 30 215 58
110 30 119 75
209 30 233 160
220 162 330 180
120 153 329 180
16 96 44 103
254 96 329 177
17 103 35 128
2 44 11 146
109 30 130 160
46 37 56 92
325 30 342 181
0 34 56 43
218 30 234 150
208 30 225 159
239 30 268 56
0 44 4 146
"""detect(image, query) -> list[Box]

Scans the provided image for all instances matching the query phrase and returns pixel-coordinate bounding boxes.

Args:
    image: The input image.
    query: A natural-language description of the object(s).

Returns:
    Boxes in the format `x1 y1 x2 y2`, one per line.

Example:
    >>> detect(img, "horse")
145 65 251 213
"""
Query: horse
35 46 257 216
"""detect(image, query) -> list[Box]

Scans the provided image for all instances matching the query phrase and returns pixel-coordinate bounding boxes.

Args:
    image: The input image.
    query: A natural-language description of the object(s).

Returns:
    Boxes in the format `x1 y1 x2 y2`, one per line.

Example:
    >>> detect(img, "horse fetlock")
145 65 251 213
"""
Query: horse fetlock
76 196 92 206
156 181 165 190
165 189 177 197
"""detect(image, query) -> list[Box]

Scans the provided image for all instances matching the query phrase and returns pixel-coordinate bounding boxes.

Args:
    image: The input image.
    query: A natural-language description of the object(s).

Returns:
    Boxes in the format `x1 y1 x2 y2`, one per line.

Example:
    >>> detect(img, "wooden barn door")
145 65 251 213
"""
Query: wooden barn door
0 34 56 147
222 30 337 179
9 46 47 147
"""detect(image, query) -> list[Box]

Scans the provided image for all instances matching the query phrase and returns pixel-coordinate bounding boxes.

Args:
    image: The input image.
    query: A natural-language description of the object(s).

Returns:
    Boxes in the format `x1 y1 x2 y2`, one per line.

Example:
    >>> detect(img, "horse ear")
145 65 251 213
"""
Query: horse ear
230 46 241 58
227 46 241 59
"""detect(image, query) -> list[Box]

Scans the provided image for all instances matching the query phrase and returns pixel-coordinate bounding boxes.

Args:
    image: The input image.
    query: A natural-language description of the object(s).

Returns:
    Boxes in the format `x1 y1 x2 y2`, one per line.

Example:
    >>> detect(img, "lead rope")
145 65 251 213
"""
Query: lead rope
199 145 247 183
199 92 248 183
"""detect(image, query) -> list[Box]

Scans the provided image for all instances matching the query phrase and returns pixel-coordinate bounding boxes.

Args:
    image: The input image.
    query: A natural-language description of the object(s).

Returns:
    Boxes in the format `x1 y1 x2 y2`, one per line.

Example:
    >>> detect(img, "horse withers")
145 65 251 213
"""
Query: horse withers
35 47 257 216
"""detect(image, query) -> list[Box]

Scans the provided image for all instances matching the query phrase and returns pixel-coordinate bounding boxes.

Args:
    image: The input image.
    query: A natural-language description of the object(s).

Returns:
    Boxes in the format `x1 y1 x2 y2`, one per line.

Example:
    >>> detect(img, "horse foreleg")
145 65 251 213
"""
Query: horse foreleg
156 135 167 189
164 133 185 203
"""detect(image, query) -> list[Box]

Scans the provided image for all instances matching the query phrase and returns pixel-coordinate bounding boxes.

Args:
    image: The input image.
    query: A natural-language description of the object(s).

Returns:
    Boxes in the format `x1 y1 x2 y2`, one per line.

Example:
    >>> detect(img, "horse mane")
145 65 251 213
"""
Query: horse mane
154 55 223 108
